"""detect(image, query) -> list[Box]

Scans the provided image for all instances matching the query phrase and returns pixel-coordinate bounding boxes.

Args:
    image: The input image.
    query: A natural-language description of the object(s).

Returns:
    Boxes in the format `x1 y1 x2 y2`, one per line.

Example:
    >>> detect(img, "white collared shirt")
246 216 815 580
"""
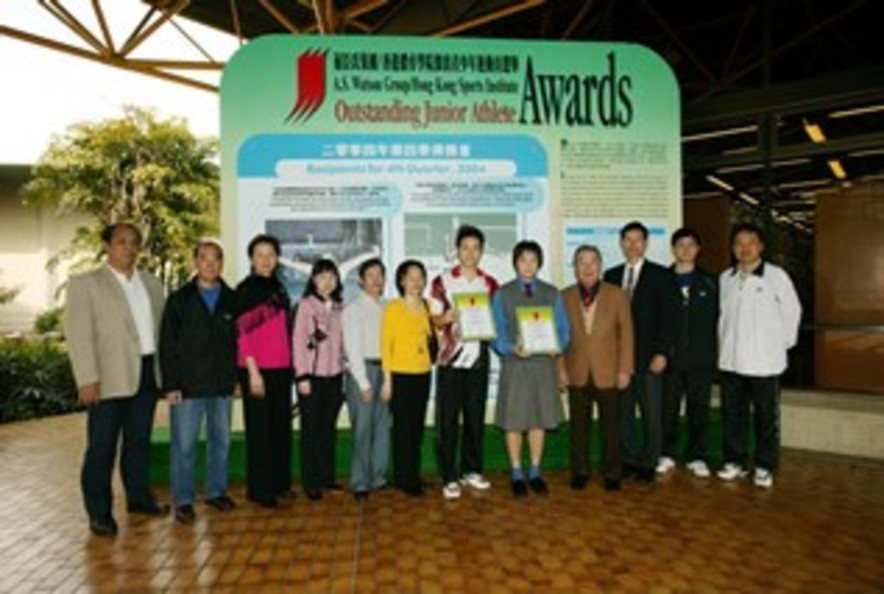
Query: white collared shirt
622 258 646 292
108 265 156 355
342 290 384 391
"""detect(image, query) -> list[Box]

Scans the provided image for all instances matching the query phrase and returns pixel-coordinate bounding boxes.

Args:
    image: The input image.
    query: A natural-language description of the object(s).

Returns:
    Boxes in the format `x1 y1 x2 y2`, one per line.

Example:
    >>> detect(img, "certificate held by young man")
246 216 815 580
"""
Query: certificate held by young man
453 292 496 342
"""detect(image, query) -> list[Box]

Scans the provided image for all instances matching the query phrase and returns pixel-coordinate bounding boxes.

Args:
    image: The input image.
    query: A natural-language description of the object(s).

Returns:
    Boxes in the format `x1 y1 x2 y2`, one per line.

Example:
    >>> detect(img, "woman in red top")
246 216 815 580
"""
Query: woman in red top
234 234 295 508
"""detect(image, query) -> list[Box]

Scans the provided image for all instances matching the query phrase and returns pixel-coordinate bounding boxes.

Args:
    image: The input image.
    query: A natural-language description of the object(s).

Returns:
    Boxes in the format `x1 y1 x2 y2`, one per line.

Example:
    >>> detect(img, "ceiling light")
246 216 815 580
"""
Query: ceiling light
777 179 832 189
803 119 826 143
848 148 884 158
739 192 759 205
715 158 811 174
827 159 847 179
684 191 723 199
683 124 758 143
705 174 733 191
829 104 884 118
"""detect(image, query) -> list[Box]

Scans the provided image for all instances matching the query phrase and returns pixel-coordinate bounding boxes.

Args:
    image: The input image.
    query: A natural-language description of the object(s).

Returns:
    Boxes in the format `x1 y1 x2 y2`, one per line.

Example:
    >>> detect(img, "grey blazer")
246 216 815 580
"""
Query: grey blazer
64 264 165 399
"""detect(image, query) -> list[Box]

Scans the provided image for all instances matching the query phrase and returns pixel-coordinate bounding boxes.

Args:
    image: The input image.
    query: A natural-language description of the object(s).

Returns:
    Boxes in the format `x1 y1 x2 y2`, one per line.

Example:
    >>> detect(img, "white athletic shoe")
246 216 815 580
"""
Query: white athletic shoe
686 460 711 478
655 457 676 474
753 467 774 489
717 463 748 481
460 473 491 490
442 482 462 500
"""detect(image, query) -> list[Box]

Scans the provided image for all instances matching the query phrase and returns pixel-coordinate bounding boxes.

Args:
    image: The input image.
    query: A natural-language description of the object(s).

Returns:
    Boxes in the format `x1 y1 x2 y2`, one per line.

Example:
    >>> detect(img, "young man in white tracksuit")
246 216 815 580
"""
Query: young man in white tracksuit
716 223 802 489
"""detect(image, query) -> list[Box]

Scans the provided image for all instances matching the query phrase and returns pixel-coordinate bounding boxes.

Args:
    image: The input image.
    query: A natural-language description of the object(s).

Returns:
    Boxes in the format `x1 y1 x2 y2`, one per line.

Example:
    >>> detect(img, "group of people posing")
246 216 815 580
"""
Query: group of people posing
65 220 801 537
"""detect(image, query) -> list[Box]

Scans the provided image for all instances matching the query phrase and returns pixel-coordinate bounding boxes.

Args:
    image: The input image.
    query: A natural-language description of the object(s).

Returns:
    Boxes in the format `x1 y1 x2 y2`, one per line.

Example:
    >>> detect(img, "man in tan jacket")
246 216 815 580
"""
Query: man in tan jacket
65 222 166 536
559 245 634 491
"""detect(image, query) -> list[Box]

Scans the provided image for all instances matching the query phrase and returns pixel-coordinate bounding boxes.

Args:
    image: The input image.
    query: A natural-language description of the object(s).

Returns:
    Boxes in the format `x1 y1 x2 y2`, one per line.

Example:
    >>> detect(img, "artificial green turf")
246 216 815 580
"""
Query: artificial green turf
150 411 732 485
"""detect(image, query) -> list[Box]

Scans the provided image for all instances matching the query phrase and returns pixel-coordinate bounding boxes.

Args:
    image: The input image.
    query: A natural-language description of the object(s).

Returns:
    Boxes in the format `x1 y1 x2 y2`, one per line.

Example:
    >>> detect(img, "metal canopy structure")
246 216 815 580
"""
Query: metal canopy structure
2 0 883 232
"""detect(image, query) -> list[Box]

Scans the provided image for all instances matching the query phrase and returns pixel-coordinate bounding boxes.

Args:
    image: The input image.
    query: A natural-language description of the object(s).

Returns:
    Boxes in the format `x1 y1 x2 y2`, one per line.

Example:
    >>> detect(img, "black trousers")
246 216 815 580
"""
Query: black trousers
434 362 489 484
390 372 431 491
568 383 621 481
299 374 344 492
662 367 714 462
720 371 781 471
81 355 158 521
241 368 293 501
620 371 663 470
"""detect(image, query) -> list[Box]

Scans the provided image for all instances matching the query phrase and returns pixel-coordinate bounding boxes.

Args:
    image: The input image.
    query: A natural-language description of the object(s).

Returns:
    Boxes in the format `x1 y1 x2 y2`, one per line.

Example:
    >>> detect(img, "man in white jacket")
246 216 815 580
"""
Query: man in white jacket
717 223 802 488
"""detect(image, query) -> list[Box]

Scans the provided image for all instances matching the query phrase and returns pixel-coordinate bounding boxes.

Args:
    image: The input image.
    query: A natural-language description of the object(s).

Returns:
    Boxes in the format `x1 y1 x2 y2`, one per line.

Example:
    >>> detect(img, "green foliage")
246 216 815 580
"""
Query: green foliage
0 338 78 424
23 106 219 288
33 307 63 335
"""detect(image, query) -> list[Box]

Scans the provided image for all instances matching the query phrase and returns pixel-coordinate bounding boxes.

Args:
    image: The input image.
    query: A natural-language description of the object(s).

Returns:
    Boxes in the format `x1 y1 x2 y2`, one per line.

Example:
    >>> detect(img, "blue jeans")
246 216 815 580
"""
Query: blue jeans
346 363 390 492
170 396 233 506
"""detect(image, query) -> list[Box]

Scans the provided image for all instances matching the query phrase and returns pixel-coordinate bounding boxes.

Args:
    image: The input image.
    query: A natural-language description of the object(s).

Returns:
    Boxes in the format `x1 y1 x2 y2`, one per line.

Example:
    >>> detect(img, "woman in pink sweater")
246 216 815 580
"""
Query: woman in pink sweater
293 259 346 500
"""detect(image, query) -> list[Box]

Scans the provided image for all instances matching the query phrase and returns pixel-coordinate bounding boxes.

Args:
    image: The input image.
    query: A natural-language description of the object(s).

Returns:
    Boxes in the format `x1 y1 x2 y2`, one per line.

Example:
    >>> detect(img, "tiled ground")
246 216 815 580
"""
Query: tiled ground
1 413 883 593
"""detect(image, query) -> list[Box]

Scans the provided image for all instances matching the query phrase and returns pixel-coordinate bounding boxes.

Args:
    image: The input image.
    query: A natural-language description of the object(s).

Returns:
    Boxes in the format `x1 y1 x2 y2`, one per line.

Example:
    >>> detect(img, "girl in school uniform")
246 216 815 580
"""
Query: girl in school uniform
491 241 570 497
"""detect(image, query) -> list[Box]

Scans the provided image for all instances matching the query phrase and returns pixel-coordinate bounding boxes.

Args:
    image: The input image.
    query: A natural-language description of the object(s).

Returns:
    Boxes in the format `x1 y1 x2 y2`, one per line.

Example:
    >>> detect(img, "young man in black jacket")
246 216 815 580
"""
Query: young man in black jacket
657 228 719 478
160 239 239 524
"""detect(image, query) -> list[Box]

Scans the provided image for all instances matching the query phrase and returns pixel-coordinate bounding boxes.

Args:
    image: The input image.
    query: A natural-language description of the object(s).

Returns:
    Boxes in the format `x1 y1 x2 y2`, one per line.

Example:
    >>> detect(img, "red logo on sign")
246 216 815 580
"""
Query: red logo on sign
286 49 329 123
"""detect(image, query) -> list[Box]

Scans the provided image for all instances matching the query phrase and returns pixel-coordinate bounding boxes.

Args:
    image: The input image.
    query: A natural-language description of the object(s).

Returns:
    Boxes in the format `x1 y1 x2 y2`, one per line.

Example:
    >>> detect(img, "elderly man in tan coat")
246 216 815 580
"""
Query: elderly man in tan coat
65 222 167 536
559 245 634 492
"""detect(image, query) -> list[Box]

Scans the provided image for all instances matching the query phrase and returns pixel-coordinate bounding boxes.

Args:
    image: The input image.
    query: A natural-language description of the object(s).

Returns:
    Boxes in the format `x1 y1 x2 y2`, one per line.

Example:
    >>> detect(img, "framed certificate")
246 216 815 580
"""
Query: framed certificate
516 306 560 355
452 292 496 342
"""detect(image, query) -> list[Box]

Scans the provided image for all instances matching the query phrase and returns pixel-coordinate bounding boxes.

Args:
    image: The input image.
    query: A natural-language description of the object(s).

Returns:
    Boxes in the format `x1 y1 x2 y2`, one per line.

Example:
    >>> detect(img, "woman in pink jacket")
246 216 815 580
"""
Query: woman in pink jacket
293 259 346 500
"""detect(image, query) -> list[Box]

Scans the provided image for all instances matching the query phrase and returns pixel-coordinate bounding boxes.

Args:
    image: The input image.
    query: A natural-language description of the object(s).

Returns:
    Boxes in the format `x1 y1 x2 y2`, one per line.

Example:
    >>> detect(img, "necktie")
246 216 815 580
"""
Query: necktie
583 289 593 309
625 266 635 300
524 283 533 298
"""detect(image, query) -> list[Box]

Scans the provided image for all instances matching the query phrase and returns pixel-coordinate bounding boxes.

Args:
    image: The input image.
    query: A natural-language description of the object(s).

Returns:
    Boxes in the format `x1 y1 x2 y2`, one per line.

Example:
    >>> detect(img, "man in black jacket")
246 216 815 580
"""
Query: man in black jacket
657 228 719 478
603 221 676 482
160 239 239 524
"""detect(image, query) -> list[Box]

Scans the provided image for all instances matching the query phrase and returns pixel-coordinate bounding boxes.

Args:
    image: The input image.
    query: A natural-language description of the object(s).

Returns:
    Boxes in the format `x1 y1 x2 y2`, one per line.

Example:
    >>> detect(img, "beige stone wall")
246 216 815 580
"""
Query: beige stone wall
0 178 87 334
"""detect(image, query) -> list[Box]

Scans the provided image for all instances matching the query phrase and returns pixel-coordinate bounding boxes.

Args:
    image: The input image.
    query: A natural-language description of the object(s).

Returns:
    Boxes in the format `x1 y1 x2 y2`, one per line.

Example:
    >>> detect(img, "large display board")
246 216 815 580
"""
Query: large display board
221 35 680 297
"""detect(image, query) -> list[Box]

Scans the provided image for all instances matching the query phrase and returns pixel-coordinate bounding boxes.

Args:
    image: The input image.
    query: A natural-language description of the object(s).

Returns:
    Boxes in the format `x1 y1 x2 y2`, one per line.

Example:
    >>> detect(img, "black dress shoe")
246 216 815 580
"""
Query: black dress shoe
175 505 196 524
511 479 528 498
205 494 236 511
127 501 170 516
353 490 369 502
89 516 118 537
276 490 298 501
604 478 622 492
306 489 323 500
248 496 278 508
636 467 656 483
528 477 549 495
570 474 589 490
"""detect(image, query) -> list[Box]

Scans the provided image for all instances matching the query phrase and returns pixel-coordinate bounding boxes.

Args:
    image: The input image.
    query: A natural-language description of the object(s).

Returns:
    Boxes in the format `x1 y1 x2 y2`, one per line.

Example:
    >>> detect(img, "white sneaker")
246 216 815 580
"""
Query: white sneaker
686 460 711 478
655 457 676 474
460 473 491 490
753 467 774 489
717 463 748 481
442 482 462 500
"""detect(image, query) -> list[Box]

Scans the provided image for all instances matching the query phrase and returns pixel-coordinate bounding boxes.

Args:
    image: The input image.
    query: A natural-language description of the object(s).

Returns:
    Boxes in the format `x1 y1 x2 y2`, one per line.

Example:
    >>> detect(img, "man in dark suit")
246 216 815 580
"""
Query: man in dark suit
603 221 676 482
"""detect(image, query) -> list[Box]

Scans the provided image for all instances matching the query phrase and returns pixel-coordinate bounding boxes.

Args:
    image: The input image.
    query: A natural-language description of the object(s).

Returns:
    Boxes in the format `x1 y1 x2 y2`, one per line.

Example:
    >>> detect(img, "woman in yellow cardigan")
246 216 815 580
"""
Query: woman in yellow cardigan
381 259 435 497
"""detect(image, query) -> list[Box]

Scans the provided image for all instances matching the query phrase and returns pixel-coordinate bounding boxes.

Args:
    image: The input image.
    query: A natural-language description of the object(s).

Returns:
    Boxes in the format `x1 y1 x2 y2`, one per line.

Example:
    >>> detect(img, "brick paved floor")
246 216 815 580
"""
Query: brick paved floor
1 412 883 593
